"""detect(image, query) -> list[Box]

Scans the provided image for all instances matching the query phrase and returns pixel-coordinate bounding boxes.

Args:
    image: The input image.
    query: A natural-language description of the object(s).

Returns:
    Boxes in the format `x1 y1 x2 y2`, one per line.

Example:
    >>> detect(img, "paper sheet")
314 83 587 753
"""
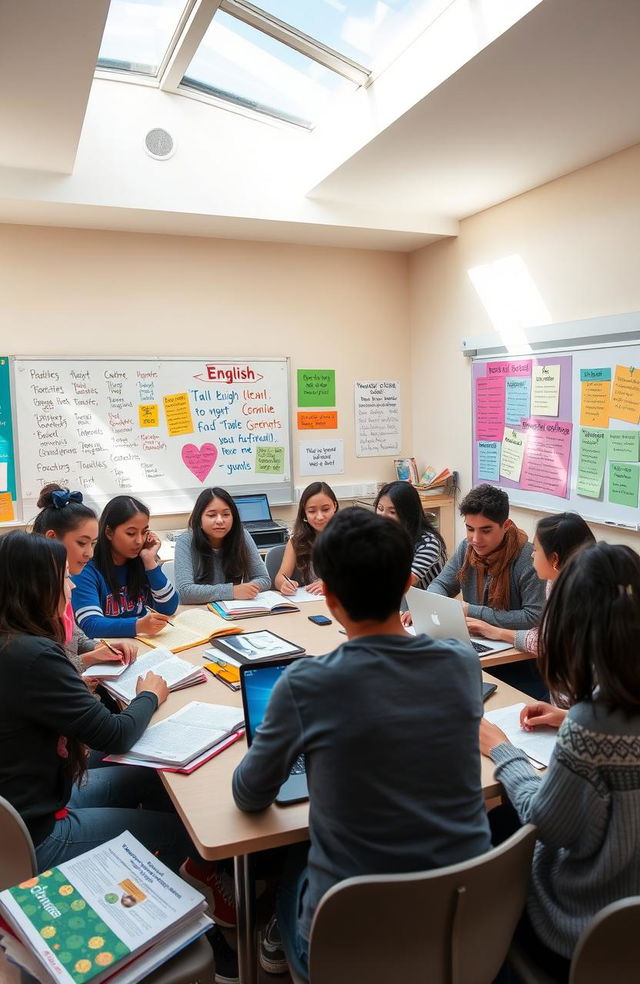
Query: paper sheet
484 703 557 767
531 364 560 417
576 427 607 499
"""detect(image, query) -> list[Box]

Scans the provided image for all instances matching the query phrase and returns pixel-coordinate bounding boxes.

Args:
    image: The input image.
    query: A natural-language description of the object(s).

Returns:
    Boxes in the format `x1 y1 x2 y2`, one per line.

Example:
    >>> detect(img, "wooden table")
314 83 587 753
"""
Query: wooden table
145 601 535 982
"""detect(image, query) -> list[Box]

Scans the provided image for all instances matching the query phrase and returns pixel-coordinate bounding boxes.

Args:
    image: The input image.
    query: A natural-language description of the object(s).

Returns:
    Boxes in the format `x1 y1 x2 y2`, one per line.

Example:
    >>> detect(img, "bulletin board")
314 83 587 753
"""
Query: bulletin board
10 356 293 519
471 344 640 530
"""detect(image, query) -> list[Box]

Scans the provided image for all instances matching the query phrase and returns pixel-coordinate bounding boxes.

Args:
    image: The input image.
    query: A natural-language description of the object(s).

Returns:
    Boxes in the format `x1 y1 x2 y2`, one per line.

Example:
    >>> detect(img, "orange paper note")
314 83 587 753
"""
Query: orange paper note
610 365 640 424
163 392 194 436
0 492 14 522
580 380 610 428
297 411 338 430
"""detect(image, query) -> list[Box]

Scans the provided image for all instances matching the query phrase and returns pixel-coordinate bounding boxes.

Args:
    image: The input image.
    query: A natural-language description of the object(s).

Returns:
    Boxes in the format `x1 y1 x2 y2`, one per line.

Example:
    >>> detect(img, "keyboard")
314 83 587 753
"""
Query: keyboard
243 520 281 530
471 640 492 655
290 754 306 776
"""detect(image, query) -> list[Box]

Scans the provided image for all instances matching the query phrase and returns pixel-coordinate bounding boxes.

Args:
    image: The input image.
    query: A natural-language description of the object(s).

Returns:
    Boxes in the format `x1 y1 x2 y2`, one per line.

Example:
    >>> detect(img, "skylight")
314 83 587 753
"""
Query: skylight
97 0 187 75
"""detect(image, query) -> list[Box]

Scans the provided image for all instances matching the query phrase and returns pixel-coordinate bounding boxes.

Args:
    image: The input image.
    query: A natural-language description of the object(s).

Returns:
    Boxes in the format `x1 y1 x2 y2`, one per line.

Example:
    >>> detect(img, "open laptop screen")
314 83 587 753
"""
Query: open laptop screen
233 493 272 523
241 659 297 744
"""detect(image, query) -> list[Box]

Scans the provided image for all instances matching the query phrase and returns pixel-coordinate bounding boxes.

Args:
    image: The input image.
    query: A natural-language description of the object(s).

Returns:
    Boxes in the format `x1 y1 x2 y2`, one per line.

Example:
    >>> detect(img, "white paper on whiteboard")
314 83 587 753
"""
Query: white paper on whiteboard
299 440 344 476
354 380 401 457
0 462 7 491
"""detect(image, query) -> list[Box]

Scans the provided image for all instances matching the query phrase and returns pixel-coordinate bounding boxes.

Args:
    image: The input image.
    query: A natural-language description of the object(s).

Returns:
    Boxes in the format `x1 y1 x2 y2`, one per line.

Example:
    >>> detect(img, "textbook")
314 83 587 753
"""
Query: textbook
210 587 320 619
0 832 212 984
101 647 206 706
210 629 305 664
137 606 242 652
106 701 244 769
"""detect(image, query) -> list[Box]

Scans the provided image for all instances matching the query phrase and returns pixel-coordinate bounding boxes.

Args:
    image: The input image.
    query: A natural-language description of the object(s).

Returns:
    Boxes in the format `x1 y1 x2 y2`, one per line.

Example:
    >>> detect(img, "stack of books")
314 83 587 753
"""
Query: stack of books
417 467 456 496
210 587 319 620
0 832 212 984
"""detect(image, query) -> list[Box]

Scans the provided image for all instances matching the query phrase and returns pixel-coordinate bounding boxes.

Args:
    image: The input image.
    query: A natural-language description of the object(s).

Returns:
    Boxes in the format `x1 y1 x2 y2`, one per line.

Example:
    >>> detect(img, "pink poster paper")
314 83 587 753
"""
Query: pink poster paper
519 418 572 498
181 442 218 482
485 360 532 378
475 376 506 441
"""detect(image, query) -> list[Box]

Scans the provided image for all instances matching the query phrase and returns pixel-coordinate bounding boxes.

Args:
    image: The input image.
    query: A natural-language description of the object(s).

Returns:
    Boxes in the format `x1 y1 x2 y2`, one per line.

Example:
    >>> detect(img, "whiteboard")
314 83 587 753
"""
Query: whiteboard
13 356 293 518
471 343 640 531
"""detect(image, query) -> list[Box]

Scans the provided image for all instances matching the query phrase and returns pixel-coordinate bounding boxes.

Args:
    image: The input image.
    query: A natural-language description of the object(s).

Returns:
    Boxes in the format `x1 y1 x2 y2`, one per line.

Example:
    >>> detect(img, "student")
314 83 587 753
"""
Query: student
374 480 446 588
174 487 270 604
427 483 545 629
233 508 491 980
71 495 179 638
32 484 137 672
274 482 338 596
0 531 194 871
466 512 595 652
480 542 640 981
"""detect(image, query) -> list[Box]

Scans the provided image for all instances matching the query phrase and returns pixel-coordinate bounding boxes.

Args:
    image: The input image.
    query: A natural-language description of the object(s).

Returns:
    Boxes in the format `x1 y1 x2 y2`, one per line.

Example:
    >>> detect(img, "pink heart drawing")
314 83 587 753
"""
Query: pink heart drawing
182 443 218 482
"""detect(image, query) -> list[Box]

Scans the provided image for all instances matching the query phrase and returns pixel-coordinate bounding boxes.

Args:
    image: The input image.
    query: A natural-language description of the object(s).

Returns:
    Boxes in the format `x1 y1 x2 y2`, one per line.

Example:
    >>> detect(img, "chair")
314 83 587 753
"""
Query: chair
0 797 214 984
509 895 640 984
265 543 298 588
288 823 537 984
162 559 176 585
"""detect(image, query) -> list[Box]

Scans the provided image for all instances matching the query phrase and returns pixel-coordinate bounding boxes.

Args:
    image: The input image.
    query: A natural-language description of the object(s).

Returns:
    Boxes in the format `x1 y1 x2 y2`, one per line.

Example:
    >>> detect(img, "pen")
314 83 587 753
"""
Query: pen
283 574 296 589
147 607 176 626
100 638 121 656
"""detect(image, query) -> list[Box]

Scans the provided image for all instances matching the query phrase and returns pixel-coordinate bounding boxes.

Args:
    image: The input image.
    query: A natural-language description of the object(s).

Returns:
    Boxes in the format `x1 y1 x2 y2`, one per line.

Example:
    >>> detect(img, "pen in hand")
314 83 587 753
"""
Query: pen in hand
100 638 122 657
146 607 176 627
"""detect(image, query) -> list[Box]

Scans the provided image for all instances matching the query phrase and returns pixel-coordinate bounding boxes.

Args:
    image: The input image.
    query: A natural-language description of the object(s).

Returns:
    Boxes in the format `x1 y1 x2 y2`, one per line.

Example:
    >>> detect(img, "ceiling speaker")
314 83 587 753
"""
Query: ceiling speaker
144 128 175 160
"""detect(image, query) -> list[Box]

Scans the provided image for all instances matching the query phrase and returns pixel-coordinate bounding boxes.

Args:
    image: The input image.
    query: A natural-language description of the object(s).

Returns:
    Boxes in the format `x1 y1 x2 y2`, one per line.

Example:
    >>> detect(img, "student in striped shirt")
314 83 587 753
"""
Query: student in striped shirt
374 481 447 589
71 495 179 638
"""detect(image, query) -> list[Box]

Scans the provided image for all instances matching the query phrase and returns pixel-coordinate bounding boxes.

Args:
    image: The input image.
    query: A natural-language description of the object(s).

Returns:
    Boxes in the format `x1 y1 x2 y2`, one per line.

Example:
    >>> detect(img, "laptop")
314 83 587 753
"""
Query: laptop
233 493 281 532
239 656 309 806
406 588 514 656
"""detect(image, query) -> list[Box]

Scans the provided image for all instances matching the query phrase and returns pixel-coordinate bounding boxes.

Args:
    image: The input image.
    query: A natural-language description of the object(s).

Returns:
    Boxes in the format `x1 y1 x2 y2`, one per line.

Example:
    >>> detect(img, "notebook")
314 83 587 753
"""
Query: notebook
136 607 243 652
233 493 280 532
210 590 300 618
406 588 514 655
240 656 309 805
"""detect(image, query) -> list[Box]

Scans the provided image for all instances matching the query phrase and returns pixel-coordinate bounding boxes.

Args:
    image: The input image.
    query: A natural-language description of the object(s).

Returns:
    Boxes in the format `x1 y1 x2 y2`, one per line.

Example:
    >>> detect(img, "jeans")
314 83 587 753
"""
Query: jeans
277 843 311 982
35 765 196 873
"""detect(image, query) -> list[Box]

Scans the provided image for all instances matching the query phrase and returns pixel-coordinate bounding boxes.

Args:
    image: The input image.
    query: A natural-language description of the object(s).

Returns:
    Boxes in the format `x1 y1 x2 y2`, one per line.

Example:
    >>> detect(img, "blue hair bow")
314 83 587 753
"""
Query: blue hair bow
51 489 83 509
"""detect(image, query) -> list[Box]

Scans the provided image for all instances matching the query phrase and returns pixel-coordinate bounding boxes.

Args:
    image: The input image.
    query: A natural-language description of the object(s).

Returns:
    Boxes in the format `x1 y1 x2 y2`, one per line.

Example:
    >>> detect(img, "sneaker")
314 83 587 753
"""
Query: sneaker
259 914 288 975
207 925 239 984
180 859 236 927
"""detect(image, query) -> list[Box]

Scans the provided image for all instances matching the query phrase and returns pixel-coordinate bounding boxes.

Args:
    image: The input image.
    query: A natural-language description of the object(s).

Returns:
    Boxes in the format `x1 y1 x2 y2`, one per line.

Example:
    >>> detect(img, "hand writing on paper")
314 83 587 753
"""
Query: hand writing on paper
233 582 261 600
137 611 171 636
520 702 567 732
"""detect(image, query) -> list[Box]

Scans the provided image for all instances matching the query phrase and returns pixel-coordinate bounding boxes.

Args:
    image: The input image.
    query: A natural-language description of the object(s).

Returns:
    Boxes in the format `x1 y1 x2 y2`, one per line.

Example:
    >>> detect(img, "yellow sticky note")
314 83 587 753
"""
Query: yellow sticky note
138 403 159 428
0 492 14 522
611 365 640 425
163 392 194 436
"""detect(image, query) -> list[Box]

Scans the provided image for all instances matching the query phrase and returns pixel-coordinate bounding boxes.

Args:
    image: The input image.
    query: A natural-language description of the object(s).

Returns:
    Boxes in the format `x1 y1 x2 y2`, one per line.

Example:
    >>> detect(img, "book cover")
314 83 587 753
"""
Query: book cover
212 630 305 664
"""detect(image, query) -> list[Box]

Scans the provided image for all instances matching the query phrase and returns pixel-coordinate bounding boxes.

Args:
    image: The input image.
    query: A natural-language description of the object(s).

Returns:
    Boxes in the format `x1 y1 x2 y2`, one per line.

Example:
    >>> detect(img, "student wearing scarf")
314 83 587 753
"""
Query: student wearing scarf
427 484 545 630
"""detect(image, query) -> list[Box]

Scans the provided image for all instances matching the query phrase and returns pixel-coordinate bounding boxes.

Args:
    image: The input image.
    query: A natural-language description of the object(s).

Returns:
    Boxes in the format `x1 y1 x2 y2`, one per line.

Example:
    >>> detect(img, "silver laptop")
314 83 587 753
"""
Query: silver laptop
233 493 281 532
406 588 513 655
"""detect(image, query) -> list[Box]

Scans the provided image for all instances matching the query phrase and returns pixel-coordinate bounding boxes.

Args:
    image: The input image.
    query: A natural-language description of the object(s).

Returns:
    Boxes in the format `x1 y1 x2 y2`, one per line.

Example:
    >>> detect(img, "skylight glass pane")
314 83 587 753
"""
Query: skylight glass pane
97 0 187 75
251 0 433 68
183 10 356 126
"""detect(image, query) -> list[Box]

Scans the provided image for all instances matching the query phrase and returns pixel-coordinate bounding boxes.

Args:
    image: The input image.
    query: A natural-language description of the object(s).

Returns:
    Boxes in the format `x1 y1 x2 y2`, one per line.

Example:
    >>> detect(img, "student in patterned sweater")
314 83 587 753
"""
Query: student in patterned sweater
480 542 640 981
374 480 447 589
72 495 179 639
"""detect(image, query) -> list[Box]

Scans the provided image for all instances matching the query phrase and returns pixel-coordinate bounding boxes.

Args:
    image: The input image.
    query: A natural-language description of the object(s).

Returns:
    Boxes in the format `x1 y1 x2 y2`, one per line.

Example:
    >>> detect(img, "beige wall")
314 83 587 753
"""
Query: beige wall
409 142 640 552
0 224 411 528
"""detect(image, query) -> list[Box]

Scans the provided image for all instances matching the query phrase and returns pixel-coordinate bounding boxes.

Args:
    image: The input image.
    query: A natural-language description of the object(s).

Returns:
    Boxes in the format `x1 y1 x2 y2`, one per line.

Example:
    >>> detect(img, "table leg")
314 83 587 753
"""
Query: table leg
234 853 256 984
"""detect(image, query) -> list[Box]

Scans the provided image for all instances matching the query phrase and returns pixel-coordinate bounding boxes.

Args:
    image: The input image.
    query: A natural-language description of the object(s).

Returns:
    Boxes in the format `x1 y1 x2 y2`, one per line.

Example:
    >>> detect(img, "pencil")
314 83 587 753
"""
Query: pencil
283 574 296 588
146 607 176 626
100 638 121 656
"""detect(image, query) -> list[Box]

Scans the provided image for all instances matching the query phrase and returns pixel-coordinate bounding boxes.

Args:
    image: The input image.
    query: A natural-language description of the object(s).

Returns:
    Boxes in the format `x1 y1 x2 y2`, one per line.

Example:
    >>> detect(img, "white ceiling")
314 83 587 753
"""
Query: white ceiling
1 0 640 250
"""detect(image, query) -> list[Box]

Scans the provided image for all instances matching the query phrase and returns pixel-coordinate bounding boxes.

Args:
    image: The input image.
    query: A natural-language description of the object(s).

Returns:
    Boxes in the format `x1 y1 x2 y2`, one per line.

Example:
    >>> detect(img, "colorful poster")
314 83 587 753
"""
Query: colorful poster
0 356 16 498
475 376 505 441
297 369 336 408
520 418 572 498
505 377 531 428
609 463 639 509
255 446 285 474
354 380 401 457
299 440 344 476
608 430 640 462
610 365 640 424
477 441 500 482
485 360 532 377
163 392 194 436
500 428 525 482
531 364 560 417
579 368 611 428
297 411 338 430
576 427 607 499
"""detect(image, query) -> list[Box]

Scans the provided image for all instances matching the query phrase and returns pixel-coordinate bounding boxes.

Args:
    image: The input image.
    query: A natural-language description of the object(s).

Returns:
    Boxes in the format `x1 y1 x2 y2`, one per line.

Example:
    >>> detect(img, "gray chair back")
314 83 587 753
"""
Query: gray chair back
0 795 37 890
298 824 537 984
265 543 300 588
570 896 640 984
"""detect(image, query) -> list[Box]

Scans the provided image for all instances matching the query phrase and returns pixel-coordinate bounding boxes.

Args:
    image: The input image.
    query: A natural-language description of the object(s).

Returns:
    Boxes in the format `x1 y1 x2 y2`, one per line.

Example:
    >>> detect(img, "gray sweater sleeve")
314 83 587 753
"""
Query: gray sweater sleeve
175 529 271 604
426 541 466 597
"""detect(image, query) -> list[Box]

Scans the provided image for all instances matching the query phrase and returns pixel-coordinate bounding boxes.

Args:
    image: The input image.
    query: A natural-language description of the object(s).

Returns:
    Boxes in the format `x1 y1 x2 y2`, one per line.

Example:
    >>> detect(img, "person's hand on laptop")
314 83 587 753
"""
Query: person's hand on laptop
400 610 413 628
466 617 505 640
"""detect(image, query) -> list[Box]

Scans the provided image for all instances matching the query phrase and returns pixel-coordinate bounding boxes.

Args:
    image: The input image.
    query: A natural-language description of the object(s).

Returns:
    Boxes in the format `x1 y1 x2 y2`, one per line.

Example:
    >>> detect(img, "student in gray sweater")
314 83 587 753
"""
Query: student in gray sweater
481 542 640 981
427 484 545 629
233 508 491 980
175 486 270 604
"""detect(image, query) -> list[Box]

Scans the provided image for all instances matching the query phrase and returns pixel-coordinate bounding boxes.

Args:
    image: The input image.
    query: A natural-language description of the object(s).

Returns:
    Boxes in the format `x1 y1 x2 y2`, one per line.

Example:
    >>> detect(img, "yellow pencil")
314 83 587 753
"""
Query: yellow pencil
146 607 176 627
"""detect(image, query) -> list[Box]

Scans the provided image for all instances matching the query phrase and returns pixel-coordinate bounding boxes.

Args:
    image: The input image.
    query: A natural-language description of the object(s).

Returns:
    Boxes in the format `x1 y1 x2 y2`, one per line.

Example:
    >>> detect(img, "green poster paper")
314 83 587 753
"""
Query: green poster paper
297 369 336 408
0 356 16 497
608 430 640 462
576 427 607 499
609 463 639 508
255 446 285 474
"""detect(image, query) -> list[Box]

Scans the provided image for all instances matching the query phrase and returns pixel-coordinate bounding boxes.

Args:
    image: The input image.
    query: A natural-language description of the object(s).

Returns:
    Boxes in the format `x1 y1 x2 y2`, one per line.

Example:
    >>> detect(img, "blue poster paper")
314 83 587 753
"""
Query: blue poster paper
505 377 531 428
0 358 16 497
477 441 500 482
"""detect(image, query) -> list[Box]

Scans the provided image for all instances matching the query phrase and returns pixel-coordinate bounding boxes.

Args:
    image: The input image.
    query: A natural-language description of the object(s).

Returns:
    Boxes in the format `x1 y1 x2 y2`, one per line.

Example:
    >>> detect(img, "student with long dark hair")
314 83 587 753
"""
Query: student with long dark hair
71 495 178 638
274 482 338 596
466 511 595 652
0 531 193 871
374 480 447 589
480 542 640 980
174 487 270 604
33 484 137 671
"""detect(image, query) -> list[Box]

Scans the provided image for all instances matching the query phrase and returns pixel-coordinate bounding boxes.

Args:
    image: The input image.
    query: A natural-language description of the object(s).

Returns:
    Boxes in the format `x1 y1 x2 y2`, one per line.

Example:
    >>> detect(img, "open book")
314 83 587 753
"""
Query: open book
0 832 211 984
211 587 320 619
107 701 244 769
137 606 242 652
102 647 206 705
